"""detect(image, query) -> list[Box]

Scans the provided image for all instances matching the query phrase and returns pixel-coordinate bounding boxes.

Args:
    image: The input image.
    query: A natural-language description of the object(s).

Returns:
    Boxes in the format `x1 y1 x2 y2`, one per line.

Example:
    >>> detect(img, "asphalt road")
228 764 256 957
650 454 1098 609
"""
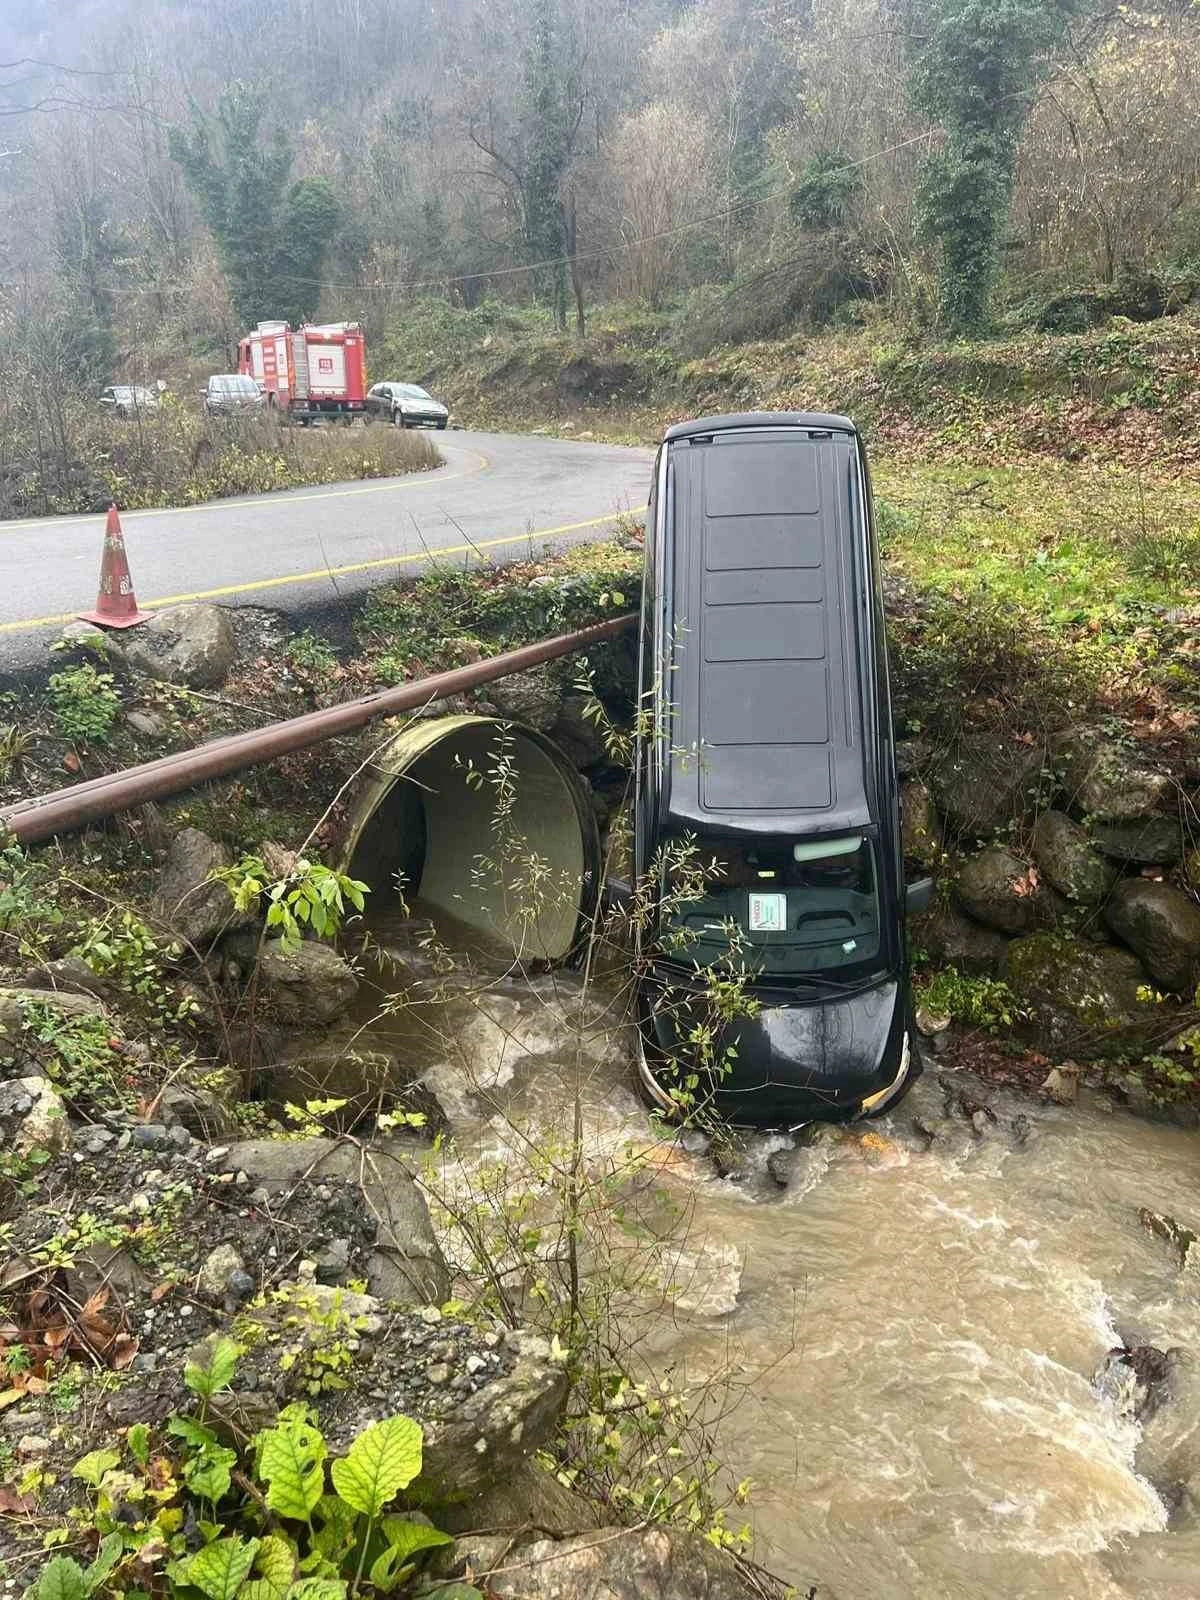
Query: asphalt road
0 430 654 674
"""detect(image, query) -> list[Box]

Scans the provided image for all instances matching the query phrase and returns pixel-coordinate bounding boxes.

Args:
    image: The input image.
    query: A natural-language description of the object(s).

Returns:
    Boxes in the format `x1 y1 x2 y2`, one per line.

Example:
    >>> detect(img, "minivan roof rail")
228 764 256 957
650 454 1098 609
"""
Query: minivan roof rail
664 411 858 442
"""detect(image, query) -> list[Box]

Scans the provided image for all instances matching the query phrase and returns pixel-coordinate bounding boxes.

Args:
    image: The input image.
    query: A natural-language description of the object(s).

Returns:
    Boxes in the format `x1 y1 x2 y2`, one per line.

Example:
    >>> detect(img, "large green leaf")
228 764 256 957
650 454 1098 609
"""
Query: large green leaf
239 1535 297 1600
184 1443 238 1505
329 1416 423 1519
285 1581 349 1600
309 1495 357 1562
71 1448 121 1489
366 1521 452 1597
257 1415 327 1522
380 1518 453 1563
33 1558 88 1600
175 1536 260 1600
84 1532 125 1594
184 1337 243 1402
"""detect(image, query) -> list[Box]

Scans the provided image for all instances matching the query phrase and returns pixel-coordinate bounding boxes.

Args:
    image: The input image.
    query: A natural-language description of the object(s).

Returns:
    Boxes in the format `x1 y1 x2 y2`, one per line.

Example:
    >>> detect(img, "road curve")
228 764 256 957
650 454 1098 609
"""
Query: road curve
0 431 654 673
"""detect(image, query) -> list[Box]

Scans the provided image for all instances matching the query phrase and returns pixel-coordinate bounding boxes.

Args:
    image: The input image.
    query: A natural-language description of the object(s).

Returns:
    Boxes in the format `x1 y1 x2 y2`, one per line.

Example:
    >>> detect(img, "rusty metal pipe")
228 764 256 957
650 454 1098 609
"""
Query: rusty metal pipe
3 613 637 845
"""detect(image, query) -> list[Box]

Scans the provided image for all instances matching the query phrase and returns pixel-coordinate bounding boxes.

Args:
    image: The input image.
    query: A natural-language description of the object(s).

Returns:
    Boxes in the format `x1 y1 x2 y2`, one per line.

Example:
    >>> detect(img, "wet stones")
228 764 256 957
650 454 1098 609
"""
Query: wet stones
955 847 1061 935
929 738 1044 839
1031 811 1118 906
1105 879 1200 992
152 827 248 952
910 903 1010 975
1091 816 1184 866
1053 728 1172 821
215 1137 450 1308
254 940 359 1026
197 1242 247 1303
482 1528 758 1600
484 665 563 732
1002 934 1153 1059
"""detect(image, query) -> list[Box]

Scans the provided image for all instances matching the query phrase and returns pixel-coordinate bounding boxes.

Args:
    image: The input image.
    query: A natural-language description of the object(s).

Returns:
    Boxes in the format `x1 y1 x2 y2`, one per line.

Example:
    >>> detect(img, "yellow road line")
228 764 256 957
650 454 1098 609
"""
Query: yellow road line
0 510 630 635
0 445 490 534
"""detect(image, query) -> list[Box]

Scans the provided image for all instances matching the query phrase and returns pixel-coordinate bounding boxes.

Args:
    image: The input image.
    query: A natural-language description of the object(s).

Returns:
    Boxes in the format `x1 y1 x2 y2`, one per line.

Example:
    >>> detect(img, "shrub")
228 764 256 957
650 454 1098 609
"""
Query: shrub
48 665 121 747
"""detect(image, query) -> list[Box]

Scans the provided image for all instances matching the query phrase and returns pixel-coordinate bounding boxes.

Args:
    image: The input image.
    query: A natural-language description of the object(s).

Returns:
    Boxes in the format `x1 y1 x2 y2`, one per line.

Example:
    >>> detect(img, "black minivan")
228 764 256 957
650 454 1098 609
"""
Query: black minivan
633 412 930 1128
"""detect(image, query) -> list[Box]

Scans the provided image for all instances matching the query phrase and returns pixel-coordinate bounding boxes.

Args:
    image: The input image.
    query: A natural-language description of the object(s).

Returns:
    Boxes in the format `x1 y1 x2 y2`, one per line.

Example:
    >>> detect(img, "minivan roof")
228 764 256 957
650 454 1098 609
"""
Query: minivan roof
664 411 858 442
660 418 875 837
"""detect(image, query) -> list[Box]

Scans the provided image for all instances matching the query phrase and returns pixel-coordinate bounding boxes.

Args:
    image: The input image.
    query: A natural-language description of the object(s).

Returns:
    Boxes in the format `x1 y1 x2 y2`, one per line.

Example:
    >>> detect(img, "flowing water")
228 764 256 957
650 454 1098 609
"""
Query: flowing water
351 908 1200 1600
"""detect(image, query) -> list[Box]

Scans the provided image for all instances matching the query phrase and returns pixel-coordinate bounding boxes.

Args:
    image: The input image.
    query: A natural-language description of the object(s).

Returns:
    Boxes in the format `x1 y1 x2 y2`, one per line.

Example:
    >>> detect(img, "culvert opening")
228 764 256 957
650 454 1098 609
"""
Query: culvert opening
343 714 600 964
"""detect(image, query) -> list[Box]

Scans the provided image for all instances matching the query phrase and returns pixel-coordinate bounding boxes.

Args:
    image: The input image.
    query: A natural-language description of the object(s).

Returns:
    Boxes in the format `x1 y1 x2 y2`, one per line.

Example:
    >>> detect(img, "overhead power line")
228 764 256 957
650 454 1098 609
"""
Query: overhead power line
271 130 939 296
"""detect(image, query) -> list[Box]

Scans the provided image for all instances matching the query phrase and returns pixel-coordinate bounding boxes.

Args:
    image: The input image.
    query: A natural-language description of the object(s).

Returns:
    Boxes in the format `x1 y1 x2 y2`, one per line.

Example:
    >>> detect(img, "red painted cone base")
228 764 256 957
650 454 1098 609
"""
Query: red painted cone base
78 504 150 628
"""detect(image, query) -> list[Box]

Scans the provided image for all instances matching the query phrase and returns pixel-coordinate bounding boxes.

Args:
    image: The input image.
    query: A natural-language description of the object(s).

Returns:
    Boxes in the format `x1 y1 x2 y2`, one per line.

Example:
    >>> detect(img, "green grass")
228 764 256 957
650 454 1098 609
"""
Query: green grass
876 458 1200 630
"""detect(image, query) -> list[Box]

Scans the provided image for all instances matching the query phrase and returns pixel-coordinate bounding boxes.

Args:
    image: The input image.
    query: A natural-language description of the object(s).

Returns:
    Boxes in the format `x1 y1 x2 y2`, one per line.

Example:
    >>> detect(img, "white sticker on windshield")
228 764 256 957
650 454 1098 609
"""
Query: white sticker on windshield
748 892 787 933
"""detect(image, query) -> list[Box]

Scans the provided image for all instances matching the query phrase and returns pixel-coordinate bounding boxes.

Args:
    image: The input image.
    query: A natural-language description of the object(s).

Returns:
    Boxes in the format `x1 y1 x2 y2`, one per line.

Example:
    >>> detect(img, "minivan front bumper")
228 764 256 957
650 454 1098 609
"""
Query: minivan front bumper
636 972 917 1129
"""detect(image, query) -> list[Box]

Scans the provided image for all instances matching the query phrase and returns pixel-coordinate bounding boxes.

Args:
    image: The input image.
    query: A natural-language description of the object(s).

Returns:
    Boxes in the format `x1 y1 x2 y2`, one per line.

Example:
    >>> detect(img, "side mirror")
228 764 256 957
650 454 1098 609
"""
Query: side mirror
906 877 934 915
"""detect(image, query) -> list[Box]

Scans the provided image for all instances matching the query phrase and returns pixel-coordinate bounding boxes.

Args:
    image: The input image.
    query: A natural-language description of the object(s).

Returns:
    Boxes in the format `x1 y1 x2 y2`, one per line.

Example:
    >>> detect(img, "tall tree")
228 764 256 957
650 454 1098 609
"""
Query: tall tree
910 0 1080 333
169 86 339 326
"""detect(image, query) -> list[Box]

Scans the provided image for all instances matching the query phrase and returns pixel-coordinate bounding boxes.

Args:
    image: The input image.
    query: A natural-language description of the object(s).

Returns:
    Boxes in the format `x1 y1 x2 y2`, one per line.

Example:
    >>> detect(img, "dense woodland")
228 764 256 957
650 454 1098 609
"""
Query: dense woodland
1 0 1199 401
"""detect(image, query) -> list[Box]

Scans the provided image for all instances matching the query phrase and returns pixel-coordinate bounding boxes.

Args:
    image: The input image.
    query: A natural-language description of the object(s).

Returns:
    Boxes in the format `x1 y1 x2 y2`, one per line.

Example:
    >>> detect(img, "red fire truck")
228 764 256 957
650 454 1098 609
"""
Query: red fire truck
237 321 368 422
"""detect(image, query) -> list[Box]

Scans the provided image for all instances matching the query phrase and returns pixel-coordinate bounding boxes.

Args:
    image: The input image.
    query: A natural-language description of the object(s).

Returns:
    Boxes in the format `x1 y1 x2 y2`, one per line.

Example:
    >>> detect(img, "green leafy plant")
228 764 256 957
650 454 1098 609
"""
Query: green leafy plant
18 1001 132 1114
72 907 197 1024
213 855 369 952
916 967 1027 1032
27 1340 467 1600
48 665 121 747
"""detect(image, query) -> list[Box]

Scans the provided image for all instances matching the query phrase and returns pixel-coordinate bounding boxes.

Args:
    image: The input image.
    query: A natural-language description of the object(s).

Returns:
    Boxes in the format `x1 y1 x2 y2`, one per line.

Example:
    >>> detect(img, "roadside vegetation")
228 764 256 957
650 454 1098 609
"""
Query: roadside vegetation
0 404 439 521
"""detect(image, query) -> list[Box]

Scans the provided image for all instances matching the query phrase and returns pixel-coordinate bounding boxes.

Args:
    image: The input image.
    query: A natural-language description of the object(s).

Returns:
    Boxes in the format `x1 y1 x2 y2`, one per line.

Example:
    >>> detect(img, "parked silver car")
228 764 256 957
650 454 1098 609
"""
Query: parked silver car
99 384 160 419
366 381 449 429
203 374 266 415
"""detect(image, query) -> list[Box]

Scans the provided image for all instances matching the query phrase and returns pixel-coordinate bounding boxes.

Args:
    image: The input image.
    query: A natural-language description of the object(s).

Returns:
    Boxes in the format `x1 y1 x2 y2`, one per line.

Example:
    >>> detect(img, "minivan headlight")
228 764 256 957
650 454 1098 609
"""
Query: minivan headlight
860 1030 910 1114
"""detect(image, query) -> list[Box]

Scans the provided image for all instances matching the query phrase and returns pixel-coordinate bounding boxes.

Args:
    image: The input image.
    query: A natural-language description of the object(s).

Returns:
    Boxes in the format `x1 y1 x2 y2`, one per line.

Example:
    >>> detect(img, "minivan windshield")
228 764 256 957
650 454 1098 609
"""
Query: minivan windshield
659 832 884 980
212 376 258 394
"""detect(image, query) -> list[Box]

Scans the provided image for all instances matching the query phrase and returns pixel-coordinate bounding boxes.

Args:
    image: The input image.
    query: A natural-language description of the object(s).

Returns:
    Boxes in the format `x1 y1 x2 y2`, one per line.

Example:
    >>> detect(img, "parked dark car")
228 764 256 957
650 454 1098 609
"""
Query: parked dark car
203 374 266 415
99 384 159 419
366 381 449 429
632 411 931 1129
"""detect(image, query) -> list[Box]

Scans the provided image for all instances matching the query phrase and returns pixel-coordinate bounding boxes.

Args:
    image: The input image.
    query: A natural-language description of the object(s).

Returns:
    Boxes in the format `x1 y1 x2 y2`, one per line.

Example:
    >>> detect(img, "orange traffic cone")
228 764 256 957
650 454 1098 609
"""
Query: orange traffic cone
79 504 150 629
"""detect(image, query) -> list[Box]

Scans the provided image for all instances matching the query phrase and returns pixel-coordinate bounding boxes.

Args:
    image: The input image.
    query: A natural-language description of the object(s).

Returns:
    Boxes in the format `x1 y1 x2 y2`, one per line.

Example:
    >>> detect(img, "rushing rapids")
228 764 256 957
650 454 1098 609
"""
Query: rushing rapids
349 904 1200 1600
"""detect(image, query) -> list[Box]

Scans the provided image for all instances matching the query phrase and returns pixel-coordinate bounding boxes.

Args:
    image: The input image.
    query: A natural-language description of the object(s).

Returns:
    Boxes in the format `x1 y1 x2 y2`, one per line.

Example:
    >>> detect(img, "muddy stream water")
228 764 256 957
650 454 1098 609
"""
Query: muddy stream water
347 907 1200 1600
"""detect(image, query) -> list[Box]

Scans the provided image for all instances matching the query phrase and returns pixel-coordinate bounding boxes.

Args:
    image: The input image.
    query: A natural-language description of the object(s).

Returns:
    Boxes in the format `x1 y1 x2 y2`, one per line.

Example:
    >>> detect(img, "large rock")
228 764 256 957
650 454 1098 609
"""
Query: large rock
1104 879 1200 992
955 847 1060 935
551 693 609 769
122 603 236 689
1032 810 1118 906
418 1330 568 1505
0 986 107 1039
486 666 564 733
485 1528 756 1600
910 904 1010 974
1054 728 1171 820
0 1077 70 1156
217 1137 449 1307
255 940 359 1025
901 778 939 865
153 828 247 951
1003 933 1154 1059
1092 817 1183 865
929 739 1044 839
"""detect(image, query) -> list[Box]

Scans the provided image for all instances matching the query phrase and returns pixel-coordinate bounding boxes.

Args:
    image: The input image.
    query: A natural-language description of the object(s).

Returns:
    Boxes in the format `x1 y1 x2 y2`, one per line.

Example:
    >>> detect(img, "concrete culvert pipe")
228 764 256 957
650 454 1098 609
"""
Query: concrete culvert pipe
342 715 600 963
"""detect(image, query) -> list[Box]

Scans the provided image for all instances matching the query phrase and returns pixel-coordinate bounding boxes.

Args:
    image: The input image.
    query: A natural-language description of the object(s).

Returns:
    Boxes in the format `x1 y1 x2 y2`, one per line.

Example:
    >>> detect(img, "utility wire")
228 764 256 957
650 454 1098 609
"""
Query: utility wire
269 129 939 295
